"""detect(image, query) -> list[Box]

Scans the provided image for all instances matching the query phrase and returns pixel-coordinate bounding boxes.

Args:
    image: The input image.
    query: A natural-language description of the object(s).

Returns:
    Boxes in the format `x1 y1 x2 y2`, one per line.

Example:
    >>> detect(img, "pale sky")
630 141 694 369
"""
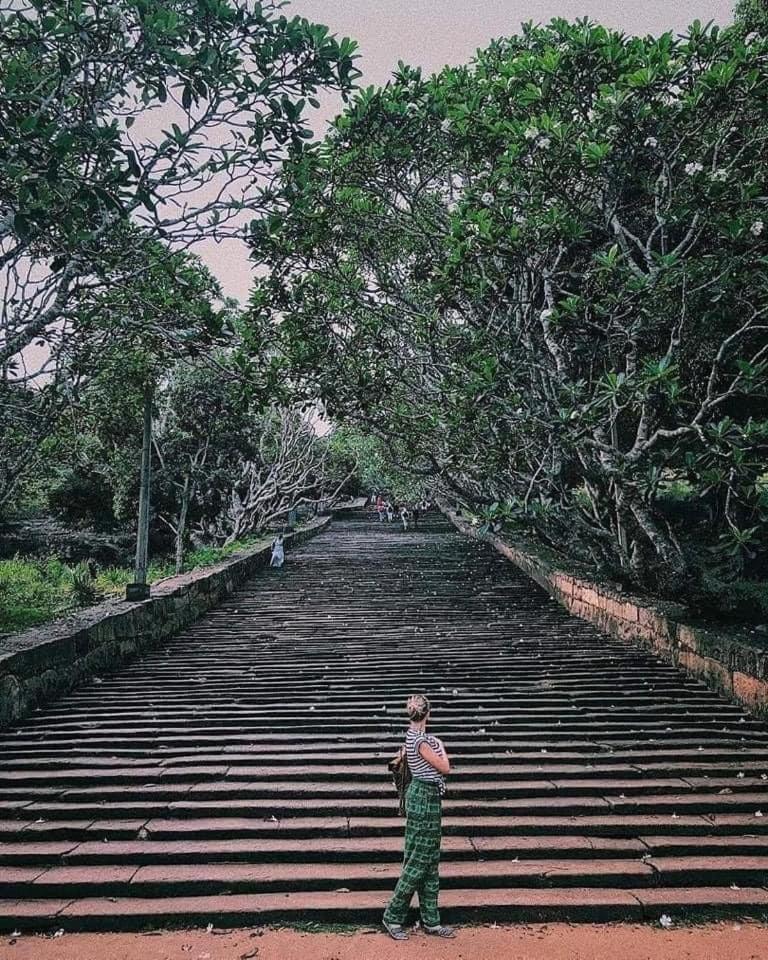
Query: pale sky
200 0 737 301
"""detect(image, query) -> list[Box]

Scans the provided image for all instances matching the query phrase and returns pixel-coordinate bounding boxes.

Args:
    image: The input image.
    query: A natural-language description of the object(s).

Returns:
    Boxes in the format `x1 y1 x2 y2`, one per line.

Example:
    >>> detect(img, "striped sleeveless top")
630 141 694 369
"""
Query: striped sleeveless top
406 727 445 794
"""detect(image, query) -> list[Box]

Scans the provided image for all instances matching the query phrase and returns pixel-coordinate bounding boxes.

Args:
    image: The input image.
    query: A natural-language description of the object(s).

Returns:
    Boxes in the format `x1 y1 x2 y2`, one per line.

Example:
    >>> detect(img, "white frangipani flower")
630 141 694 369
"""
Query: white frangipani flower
751 220 765 237
644 136 658 148
481 192 494 205
524 127 539 140
538 137 552 149
684 161 704 175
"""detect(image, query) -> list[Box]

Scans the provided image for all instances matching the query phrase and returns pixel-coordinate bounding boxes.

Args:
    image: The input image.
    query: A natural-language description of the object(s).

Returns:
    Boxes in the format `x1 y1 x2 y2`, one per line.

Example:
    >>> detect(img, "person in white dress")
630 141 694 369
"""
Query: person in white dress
270 535 285 568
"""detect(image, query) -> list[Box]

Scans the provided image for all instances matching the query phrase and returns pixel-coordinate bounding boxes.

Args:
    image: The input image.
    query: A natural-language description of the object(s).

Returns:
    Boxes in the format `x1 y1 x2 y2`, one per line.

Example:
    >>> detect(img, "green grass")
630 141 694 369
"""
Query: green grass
0 532 276 635
94 560 176 596
0 557 74 633
182 535 268 571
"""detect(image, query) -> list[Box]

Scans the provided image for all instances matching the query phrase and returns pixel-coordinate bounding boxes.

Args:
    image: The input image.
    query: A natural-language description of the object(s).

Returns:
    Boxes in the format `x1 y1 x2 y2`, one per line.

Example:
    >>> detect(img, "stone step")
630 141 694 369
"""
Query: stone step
4 798 766 831
0 777 764 831
6 886 768 933
56 683 714 702
0 834 644 864
4 764 764 792
4 819 768 869
17 713 749 733
2 752 765 780
7 855 768 901
32 687 734 705
6 784 767 814
10 857 768 899
0 858 645 898
7 733 760 755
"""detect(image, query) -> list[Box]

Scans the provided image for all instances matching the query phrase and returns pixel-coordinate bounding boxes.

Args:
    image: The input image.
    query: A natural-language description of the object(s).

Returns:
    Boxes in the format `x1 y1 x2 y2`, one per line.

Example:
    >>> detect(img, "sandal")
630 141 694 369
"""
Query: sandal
424 924 456 938
383 921 409 941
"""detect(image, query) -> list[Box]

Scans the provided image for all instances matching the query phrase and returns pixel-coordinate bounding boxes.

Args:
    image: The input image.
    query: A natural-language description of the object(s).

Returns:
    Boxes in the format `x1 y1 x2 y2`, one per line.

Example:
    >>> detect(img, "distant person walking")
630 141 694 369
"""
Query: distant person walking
383 695 455 941
386 500 394 522
269 534 285 568
376 494 386 522
400 504 411 531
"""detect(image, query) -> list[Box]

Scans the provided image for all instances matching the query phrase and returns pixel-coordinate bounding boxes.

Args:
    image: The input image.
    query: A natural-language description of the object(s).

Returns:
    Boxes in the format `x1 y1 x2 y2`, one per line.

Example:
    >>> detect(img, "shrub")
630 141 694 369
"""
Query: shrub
47 469 117 530
65 563 102 607
688 576 768 625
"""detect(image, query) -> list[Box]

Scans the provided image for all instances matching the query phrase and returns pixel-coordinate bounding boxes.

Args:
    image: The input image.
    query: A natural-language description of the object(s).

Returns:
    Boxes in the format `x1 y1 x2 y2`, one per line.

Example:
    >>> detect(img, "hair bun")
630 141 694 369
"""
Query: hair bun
406 694 430 721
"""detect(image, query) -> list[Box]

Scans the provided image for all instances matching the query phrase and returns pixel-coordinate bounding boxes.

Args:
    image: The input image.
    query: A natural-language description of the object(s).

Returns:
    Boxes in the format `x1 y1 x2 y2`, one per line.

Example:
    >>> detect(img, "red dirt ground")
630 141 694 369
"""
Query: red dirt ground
1 923 767 960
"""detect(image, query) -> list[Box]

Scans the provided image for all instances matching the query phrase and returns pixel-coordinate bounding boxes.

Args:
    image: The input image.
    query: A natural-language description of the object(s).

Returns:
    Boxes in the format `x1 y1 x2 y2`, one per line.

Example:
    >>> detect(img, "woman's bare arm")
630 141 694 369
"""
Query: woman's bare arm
419 741 450 775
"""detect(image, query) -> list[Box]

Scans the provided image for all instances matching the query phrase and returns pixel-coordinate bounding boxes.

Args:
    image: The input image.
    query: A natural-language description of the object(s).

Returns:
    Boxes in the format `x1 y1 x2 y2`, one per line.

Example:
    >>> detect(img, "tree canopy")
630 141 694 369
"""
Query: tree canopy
734 0 768 34
0 0 359 372
251 18 768 600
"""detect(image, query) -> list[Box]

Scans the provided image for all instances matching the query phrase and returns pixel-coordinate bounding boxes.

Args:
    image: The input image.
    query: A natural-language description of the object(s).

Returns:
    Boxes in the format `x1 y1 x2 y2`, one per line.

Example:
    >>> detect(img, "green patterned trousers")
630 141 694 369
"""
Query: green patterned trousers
383 779 443 927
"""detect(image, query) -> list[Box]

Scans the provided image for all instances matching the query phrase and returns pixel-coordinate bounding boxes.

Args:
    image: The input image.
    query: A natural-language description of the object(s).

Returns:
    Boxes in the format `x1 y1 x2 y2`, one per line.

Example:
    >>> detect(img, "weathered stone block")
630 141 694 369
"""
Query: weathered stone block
732 671 768 715
676 624 699 652
648 620 673 651
581 586 598 608
620 602 640 623
681 651 733 695
553 574 574 598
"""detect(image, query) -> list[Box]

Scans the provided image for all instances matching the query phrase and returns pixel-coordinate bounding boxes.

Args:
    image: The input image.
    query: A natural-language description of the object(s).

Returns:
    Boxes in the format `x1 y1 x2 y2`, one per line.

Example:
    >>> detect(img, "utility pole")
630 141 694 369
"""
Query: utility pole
126 385 153 601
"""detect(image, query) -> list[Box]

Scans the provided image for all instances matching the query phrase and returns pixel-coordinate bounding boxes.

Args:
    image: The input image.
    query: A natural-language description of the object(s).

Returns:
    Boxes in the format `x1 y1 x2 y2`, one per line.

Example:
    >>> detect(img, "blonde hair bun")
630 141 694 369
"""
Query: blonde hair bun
406 694 430 721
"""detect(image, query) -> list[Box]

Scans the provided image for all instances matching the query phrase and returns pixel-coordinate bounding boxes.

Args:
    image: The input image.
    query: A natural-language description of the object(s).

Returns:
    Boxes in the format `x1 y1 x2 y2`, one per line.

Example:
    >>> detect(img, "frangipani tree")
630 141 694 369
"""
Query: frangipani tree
0 0 358 372
252 20 768 596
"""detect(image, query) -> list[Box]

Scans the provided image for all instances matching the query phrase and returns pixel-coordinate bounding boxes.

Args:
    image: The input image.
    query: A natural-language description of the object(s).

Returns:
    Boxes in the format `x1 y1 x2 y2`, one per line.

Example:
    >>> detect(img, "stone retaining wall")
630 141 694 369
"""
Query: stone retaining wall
0 518 330 729
443 505 768 719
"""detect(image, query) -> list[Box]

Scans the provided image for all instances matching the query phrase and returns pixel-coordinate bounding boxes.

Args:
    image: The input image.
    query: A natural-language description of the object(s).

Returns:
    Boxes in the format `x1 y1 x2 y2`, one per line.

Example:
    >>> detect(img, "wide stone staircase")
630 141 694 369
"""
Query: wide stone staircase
2 515 768 931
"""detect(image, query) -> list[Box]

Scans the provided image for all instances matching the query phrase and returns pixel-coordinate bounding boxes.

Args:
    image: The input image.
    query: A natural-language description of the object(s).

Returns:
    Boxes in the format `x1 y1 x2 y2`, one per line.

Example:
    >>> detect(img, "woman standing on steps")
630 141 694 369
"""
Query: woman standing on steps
383 694 456 941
